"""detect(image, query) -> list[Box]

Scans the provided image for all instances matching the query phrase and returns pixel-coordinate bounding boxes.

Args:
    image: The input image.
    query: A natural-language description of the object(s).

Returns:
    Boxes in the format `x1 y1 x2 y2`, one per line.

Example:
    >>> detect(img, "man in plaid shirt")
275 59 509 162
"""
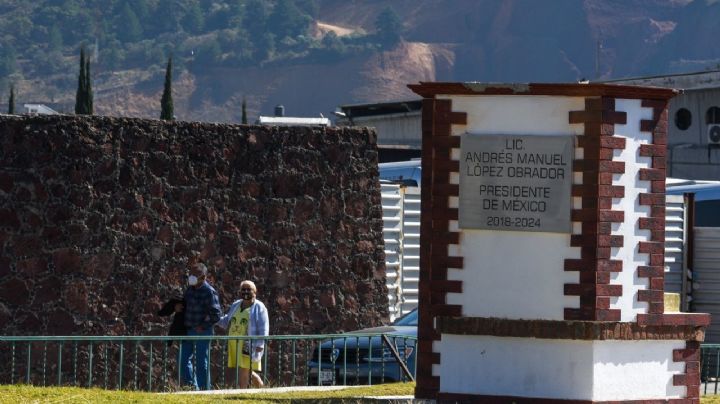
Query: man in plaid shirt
181 262 221 390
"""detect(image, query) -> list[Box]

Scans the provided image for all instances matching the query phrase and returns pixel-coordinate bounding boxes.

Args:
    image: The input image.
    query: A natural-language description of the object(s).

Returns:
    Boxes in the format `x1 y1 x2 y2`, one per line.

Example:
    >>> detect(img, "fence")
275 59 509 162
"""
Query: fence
0 333 416 391
703 344 720 395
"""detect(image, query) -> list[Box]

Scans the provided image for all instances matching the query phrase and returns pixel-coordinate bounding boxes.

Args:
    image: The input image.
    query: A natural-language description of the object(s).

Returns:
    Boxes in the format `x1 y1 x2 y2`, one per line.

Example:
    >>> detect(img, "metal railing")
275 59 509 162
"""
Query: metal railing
0 334 417 391
702 344 720 395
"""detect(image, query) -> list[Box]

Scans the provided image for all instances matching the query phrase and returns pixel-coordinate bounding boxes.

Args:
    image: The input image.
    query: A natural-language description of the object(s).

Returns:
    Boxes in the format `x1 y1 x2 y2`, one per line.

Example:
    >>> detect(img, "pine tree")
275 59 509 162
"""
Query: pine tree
160 57 174 120
375 6 403 45
241 97 247 124
183 2 204 34
49 24 63 52
75 47 86 114
120 3 143 42
85 58 93 115
8 85 14 114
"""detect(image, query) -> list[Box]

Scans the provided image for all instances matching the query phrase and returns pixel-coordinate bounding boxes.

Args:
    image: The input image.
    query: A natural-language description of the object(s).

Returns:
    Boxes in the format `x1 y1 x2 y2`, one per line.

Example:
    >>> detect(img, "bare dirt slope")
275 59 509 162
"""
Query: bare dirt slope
92 40 454 123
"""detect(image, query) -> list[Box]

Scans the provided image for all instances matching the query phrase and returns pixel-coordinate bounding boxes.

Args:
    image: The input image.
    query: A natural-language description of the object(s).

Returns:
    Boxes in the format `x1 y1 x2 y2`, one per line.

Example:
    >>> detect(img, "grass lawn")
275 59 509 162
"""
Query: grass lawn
5 385 720 403
0 383 415 403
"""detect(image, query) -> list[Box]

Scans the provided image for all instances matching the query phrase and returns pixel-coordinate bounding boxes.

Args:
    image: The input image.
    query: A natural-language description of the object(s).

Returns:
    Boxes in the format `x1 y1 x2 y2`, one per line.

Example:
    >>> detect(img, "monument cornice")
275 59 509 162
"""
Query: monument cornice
436 315 710 341
408 82 679 100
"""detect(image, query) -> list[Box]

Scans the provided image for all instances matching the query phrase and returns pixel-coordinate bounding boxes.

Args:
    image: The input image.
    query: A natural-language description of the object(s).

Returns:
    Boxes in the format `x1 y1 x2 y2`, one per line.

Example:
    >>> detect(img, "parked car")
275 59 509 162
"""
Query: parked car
307 309 417 385
379 160 421 187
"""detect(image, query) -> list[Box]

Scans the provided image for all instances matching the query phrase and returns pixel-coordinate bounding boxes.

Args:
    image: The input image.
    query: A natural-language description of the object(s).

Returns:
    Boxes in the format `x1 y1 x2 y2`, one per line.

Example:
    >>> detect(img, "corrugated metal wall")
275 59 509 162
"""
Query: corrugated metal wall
665 195 685 295
381 183 404 320
692 227 720 343
380 184 421 321
400 187 421 317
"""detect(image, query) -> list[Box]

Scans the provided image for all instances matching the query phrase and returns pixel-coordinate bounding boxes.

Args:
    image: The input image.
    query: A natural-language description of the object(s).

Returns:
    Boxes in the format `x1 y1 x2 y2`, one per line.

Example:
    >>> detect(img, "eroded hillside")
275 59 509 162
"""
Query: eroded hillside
5 0 720 122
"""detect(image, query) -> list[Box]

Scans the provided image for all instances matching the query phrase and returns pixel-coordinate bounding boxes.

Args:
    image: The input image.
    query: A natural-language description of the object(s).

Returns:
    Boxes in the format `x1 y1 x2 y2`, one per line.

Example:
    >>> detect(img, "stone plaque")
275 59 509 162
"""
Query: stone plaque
459 134 574 233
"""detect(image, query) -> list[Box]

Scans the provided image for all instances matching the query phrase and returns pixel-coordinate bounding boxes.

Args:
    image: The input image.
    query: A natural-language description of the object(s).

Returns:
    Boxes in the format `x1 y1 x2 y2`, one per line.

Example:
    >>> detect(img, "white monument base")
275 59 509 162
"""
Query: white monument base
437 335 686 401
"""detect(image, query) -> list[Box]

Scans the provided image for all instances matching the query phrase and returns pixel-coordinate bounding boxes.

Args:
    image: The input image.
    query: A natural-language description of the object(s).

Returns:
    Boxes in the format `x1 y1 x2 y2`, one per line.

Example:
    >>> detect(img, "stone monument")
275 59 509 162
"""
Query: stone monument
408 82 710 403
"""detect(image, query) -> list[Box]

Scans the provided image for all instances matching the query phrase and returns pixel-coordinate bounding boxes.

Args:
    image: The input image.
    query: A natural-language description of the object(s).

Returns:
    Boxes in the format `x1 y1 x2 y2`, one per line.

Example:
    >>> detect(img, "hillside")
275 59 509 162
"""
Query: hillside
1 0 719 122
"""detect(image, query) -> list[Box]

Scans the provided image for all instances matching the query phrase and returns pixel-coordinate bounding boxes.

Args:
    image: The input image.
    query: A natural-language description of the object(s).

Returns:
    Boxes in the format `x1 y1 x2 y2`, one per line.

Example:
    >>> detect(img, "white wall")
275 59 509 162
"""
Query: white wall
438 335 685 400
593 340 686 400
610 99 654 321
442 95 584 320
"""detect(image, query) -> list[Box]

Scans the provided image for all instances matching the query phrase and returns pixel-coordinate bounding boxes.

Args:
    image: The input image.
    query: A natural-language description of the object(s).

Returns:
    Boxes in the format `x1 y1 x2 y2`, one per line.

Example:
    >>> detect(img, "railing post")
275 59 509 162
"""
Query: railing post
380 335 385 384
162 342 168 391
88 341 94 388
277 339 282 386
317 340 321 386
11 342 16 384
42 341 47 387
177 342 182 388
26 342 31 385
57 342 63 386
304 340 309 386
104 343 109 389
291 339 296 387
235 338 240 388
355 336 360 385
133 341 139 390
148 342 153 391
262 338 268 386
343 337 347 385
367 336 372 386
221 340 227 389
715 348 719 395
118 342 124 390
329 338 335 386
703 346 710 396
73 342 78 386
192 341 197 389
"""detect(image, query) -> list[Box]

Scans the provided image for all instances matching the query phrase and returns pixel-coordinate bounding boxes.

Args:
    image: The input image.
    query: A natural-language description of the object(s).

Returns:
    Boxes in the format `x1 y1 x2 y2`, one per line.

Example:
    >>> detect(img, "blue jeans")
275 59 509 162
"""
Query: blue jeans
180 328 213 390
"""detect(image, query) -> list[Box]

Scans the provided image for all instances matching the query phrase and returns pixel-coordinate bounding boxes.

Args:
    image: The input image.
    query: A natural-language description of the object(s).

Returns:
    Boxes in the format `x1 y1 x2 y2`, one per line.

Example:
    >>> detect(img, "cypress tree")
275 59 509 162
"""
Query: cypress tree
75 47 86 114
241 97 247 124
85 58 93 115
160 57 174 120
8 85 14 114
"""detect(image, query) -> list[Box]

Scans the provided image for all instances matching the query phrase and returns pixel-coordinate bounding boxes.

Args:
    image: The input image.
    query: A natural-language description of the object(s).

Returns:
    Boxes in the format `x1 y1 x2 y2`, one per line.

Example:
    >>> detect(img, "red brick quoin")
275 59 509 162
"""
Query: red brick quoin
634 99 708 403
636 99 670 316
565 97 627 322
415 97 466 399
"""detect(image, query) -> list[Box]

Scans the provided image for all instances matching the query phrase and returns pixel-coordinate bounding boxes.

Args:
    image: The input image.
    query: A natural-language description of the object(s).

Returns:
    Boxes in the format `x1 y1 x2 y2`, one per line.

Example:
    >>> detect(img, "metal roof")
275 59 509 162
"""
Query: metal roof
256 116 331 126
338 100 422 119
667 177 720 201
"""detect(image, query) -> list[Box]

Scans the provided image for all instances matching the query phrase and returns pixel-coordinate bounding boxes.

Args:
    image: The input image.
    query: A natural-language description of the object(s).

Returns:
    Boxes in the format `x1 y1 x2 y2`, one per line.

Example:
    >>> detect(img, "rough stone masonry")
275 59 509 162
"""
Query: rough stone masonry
0 114 388 338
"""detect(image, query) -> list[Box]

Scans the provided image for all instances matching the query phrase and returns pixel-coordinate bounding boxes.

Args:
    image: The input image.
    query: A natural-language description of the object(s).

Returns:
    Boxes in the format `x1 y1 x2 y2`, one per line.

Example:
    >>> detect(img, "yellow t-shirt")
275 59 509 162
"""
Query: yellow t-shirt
227 306 261 370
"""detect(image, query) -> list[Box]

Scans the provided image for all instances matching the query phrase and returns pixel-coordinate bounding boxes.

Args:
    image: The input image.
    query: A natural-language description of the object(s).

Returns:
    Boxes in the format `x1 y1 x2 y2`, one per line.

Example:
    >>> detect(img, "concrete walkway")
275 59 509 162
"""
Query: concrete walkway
173 385 368 394
171 385 430 403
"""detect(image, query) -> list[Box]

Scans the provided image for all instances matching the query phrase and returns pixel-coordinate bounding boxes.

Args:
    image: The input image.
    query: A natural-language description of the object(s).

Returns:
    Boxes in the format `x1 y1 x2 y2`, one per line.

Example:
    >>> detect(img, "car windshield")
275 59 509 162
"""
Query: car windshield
392 309 418 326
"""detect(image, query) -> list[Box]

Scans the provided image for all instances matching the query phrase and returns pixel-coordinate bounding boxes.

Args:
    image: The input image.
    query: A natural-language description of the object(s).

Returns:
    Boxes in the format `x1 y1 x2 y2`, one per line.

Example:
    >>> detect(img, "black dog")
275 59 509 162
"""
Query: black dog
157 293 186 346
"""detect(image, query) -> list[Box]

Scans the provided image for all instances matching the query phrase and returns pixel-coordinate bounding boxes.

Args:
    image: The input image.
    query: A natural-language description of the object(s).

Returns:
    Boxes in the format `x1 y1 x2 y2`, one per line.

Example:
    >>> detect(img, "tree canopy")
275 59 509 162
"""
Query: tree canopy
0 0 387 79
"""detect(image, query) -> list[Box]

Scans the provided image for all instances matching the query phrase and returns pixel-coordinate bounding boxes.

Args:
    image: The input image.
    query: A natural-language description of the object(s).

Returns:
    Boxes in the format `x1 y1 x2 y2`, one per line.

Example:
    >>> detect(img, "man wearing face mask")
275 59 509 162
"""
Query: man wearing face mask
181 262 222 390
216 280 269 388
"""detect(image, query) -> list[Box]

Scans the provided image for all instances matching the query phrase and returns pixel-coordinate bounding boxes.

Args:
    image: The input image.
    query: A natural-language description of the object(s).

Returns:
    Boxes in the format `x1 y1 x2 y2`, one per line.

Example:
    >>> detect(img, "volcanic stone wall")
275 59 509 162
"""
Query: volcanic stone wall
0 114 388 337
